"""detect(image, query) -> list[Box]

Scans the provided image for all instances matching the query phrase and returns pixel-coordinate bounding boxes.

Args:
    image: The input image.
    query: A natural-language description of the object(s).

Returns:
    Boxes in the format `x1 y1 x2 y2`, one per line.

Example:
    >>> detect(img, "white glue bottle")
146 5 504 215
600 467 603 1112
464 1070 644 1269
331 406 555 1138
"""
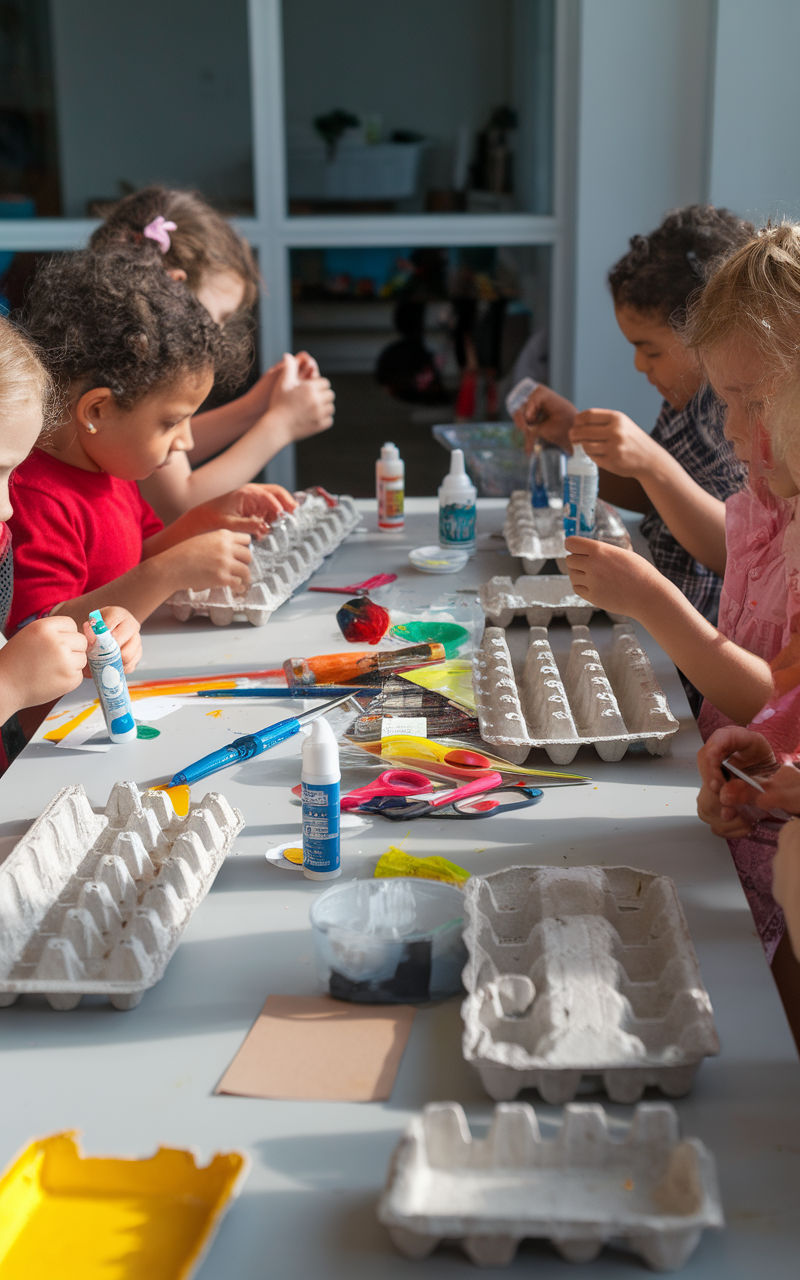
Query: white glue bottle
302 718 341 881
376 442 404 530
438 448 477 555
86 609 136 743
562 444 599 537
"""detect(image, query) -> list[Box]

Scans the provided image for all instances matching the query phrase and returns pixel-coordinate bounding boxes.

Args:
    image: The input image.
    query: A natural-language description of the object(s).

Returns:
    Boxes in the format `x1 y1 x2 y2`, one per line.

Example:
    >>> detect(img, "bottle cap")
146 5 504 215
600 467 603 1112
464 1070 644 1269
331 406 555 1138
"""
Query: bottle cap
380 442 400 462
439 449 477 503
89 609 108 635
302 716 340 779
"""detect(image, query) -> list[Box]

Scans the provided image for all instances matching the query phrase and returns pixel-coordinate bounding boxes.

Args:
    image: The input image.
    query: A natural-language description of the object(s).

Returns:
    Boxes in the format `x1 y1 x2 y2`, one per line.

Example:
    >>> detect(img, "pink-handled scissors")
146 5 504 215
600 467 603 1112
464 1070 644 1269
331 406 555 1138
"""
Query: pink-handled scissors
340 768 434 812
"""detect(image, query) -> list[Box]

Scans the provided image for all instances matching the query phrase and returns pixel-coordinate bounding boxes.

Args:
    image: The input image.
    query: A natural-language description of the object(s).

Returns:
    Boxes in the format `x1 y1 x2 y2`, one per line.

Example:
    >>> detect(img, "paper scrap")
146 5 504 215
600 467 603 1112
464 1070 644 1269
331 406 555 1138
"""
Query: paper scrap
380 716 428 739
216 994 415 1101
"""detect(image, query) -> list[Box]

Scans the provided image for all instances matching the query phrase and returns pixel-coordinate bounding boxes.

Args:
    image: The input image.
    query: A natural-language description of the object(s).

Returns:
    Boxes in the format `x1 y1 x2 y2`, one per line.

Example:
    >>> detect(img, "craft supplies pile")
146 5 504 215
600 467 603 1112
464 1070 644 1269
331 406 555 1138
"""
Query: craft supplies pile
4 200 800 1278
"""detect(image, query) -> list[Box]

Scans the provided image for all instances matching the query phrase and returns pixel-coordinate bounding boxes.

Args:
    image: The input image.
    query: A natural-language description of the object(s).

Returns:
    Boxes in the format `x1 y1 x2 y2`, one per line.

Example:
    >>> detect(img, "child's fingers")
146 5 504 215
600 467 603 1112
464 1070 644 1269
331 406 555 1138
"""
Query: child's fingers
564 536 597 555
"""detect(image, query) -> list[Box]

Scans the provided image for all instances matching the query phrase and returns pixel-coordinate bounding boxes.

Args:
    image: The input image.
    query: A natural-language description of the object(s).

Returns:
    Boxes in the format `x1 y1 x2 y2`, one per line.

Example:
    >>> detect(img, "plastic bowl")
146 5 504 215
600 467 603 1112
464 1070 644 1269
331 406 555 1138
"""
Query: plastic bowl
389 621 469 657
309 877 467 1003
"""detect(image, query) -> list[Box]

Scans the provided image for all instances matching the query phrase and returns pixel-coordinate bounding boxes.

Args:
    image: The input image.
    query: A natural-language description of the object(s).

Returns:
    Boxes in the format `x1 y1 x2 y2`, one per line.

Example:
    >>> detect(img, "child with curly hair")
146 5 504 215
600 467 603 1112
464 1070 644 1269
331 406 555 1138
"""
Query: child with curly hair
90 186 335 523
7 250 287 632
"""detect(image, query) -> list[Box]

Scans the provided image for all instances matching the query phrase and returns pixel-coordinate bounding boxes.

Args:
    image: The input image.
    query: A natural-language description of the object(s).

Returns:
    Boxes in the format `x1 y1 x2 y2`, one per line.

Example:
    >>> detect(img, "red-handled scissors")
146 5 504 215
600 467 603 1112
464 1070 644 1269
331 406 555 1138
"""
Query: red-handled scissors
340 768 434 812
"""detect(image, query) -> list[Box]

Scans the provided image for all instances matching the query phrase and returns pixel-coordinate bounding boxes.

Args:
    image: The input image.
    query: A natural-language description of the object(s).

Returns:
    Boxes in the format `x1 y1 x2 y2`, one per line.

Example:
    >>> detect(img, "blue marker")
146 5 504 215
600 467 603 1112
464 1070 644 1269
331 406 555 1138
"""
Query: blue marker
87 610 136 744
170 691 360 786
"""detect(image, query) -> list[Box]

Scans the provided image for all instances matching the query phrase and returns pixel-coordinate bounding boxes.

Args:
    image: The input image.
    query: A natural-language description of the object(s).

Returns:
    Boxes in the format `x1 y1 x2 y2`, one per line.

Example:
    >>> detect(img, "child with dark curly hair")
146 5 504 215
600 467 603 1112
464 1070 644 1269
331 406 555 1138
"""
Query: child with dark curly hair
90 186 335 523
6 250 293 632
517 205 753 711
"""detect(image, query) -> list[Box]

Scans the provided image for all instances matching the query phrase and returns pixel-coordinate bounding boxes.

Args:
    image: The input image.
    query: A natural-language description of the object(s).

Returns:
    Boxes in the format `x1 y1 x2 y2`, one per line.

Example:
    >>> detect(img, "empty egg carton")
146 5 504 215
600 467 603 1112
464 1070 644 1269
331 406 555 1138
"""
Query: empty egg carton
0 781 244 1010
378 1099 723 1271
168 491 360 626
472 622 678 764
480 574 627 627
461 865 719 1105
503 493 631 574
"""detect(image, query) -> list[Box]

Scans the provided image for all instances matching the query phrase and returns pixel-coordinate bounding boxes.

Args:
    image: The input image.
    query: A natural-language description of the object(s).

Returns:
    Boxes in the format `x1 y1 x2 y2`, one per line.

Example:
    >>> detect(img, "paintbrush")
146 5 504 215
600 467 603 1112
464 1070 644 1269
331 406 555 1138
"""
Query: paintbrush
284 643 446 687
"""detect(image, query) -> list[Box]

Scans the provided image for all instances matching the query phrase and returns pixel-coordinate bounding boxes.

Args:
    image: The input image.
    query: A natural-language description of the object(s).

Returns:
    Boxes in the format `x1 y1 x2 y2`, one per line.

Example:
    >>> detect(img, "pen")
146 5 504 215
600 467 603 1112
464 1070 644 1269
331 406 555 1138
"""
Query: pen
170 692 361 786
195 686 377 699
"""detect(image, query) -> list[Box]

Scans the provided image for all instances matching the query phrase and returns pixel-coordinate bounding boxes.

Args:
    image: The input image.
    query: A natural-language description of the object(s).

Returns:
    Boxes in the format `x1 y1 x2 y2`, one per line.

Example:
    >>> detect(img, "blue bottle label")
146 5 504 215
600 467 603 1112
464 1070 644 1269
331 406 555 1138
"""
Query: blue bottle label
563 475 598 537
302 780 340 873
439 502 476 546
91 652 134 733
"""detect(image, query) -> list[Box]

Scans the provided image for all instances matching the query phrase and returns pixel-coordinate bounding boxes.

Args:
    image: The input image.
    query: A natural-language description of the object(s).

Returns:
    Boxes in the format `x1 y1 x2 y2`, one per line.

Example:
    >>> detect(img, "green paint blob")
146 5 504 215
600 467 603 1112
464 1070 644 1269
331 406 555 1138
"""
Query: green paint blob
136 725 160 740
389 620 469 657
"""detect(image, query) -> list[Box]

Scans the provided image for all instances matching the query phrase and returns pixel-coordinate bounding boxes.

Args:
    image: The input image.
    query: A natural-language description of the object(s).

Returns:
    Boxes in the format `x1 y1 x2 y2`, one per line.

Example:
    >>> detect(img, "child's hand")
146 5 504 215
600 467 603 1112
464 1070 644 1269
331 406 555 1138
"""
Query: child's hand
268 353 335 440
165 530 252 594
294 350 320 380
565 538 660 616
773 822 800 959
0 616 88 716
191 485 298 539
696 727 775 837
570 409 655 478
517 384 576 454
82 607 142 674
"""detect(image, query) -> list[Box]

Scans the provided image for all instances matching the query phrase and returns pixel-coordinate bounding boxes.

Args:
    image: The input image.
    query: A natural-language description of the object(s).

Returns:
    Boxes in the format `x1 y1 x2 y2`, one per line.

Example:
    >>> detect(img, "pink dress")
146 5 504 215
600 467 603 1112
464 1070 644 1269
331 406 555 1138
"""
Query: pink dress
698 483 800 962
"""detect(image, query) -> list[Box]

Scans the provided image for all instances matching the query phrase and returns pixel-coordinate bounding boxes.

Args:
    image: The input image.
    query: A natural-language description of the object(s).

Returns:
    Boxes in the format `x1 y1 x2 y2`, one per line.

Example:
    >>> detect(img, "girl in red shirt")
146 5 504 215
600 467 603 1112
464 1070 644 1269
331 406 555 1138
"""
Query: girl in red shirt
8 250 287 633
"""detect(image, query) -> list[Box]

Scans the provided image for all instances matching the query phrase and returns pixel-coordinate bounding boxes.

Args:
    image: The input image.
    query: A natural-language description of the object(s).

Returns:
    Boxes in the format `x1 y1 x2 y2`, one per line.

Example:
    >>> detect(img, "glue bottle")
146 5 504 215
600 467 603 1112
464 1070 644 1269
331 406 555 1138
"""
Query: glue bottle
302 718 341 881
562 444 599 537
376 442 404 530
86 609 136 743
438 448 477 555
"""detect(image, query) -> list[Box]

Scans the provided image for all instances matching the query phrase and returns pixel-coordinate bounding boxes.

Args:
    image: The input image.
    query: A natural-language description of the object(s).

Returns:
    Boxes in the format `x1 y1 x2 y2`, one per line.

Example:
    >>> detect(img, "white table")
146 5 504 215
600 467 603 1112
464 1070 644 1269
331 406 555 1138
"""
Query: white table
0 498 798 1278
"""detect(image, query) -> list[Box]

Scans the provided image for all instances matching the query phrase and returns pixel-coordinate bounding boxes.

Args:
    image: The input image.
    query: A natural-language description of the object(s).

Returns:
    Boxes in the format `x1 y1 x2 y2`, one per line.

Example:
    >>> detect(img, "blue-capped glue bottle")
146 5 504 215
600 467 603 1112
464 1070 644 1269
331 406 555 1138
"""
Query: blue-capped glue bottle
302 717 341 881
87 609 136 743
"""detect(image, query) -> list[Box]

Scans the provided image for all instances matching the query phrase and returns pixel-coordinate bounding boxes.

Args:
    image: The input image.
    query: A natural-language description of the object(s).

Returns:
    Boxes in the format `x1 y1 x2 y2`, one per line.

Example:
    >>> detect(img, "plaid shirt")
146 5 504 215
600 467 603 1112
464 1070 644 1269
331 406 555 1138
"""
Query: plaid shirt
640 384 747 624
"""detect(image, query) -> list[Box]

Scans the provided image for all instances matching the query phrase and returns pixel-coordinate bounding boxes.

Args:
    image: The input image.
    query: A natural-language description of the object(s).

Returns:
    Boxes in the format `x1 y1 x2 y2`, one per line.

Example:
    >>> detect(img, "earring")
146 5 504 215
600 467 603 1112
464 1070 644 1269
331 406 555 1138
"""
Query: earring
86 422 97 434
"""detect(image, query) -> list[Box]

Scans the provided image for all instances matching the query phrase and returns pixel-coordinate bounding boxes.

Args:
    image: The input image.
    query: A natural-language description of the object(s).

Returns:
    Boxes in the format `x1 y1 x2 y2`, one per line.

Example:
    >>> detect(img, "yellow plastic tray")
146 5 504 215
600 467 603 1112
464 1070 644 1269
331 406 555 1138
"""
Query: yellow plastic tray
0 1132 247 1280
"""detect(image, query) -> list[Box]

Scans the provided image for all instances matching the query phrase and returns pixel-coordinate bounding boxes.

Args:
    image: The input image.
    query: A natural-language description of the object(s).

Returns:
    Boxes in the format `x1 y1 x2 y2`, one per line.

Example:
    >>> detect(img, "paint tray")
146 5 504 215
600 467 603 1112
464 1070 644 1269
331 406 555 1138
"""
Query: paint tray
0 1131 247 1280
168 490 360 626
503 492 631 573
472 622 677 764
378 1100 723 1270
480 574 627 627
0 781 243 1010
461 865 719 1104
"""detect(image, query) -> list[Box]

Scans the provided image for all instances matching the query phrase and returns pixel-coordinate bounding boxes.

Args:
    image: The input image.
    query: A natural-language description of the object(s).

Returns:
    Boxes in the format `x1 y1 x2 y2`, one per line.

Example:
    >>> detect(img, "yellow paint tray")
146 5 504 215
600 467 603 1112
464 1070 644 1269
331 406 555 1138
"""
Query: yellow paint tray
0 1131 248 1280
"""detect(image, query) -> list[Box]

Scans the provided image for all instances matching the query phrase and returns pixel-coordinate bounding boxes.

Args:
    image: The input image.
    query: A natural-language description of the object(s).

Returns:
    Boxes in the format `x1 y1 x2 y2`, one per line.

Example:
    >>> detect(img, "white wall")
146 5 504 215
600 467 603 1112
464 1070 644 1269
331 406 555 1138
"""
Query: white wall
709 0 800 225
569 0 715 426
49 0 253 217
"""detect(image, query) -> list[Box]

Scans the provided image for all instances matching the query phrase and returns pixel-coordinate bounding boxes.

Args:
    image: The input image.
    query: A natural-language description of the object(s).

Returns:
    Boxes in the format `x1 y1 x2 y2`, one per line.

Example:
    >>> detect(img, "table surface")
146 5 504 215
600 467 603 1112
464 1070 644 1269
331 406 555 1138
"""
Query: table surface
0 498 798 1278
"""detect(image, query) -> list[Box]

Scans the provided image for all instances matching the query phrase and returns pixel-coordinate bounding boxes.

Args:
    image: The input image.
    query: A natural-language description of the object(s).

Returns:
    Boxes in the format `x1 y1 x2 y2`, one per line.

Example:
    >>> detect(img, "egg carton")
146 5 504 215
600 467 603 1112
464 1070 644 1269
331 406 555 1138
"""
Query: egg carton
503 493 632 574
472 622 678 765
168 492 360 626
461 865 719 1105
378 1099 724 1271
0 781 244 1011
480 574 628 628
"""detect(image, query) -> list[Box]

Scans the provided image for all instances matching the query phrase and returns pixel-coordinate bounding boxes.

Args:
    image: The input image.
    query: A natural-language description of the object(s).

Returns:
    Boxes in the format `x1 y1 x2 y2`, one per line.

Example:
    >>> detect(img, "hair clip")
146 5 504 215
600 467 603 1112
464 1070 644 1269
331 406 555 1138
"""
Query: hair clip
142 216 178 254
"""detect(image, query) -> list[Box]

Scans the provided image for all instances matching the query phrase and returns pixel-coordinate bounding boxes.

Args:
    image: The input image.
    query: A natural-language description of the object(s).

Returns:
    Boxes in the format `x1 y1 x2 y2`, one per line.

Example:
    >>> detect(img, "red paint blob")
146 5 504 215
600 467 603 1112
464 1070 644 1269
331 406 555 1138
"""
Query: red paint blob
336 595 390 645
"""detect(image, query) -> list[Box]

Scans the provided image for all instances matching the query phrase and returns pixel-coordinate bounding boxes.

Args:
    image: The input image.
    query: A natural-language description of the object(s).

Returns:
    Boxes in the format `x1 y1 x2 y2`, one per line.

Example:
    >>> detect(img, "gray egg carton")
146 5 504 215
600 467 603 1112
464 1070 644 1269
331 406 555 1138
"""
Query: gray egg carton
472 622 678 765
168 492 360 626
503 492 632 574
378 1099 724 1271
461 865 719 1105
0 781 244 1011
480 574 627 627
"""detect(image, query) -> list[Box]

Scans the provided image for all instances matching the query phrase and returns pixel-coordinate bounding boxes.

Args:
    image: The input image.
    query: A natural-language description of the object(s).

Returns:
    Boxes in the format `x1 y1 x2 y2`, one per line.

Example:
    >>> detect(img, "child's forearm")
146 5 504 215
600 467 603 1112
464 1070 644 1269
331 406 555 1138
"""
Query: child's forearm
636 577 773 722
637 447 727 575
50 556 183 626
598 473 652 515
187 393 262 464
166 410 294 510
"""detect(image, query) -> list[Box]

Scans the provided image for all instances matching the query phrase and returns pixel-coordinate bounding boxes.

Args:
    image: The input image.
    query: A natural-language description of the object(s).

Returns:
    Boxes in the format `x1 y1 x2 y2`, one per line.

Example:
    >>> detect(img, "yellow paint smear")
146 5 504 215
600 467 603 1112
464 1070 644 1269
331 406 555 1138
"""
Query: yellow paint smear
205 709 223 720
148 785 191 818
0 1131 245 1280
282 847 304 865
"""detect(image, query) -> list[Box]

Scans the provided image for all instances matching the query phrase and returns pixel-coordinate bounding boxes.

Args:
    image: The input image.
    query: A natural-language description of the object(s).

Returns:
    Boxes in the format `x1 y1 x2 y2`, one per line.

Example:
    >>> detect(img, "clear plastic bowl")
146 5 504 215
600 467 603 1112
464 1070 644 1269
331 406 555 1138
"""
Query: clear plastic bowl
432 423 530 497
309 877 467 1004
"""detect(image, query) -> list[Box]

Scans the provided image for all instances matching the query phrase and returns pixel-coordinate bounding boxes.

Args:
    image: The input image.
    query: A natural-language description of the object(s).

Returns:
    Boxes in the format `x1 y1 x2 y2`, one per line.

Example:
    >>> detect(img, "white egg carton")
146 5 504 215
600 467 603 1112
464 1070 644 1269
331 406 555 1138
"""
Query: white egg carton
0 781 244 1011
472 622 678 765
168 491 360 626
461 865 719 1105
378 1099 723 1271
480 574 627 627
503 493 631 574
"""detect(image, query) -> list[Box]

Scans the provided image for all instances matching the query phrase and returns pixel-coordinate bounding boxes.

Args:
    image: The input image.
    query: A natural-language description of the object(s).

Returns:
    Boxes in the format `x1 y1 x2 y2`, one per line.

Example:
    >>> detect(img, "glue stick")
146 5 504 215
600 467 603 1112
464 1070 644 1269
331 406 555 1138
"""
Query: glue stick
302 718 341 880
376 442 404 530
87 610 136 743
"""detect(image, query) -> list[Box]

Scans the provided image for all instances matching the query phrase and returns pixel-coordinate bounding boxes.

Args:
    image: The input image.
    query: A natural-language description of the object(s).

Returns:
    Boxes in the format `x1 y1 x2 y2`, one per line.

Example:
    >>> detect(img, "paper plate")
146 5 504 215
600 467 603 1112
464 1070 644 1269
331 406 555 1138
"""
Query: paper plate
408 545 470 574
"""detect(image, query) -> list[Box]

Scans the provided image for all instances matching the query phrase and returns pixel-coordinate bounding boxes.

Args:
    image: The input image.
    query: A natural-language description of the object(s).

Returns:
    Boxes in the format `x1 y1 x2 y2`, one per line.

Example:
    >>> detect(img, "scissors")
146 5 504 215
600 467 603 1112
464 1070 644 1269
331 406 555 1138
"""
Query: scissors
362 735 587 786
340 769 435 812
355 772 544 821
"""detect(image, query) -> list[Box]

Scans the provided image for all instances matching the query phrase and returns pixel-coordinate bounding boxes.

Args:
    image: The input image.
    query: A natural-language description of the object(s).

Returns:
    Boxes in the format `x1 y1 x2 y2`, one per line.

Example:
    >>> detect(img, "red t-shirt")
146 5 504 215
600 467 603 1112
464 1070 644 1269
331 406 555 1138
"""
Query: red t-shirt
7 449 163 633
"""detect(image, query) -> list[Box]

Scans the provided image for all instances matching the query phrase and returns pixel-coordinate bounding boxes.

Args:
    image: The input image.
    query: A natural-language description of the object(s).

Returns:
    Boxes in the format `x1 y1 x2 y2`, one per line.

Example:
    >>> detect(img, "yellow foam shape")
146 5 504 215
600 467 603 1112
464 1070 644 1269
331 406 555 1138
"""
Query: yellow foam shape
0 1131 246 1279
375 847 470 888
149 785 191 818
397 660 476 711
